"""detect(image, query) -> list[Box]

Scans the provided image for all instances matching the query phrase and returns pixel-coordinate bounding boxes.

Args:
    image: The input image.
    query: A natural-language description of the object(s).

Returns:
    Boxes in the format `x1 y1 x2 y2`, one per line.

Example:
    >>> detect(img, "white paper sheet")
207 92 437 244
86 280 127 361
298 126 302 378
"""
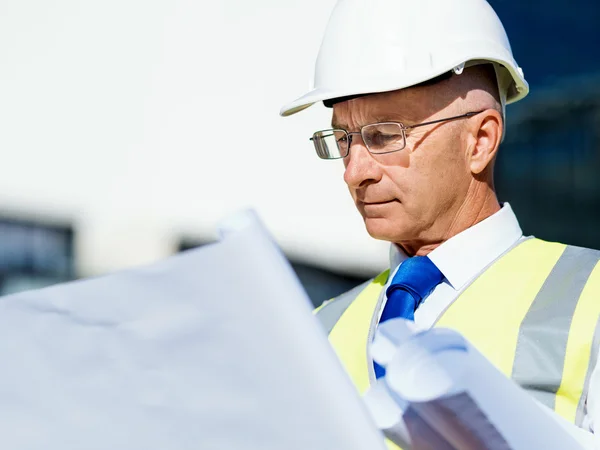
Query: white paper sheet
0 209 386 450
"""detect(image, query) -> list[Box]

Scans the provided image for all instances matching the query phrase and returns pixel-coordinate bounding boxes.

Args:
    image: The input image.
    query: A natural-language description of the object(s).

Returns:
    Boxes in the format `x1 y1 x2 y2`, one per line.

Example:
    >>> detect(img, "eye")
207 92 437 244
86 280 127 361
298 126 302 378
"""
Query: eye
370 132 402 146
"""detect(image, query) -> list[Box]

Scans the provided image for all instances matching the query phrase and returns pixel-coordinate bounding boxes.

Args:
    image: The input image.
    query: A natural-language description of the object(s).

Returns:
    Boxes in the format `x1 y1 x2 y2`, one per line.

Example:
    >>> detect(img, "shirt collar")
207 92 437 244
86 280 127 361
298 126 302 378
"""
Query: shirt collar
389 203 523 290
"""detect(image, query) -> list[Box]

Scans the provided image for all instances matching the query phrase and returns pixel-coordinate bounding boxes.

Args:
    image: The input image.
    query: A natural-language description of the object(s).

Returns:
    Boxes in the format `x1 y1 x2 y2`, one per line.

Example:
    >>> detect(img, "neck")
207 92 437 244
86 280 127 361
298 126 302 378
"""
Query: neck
400 182 500 257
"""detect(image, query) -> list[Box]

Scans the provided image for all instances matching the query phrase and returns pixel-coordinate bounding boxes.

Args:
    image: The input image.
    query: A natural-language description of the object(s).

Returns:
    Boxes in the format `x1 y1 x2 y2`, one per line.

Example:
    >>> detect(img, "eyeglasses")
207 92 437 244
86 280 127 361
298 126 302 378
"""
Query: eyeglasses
310 111 484 159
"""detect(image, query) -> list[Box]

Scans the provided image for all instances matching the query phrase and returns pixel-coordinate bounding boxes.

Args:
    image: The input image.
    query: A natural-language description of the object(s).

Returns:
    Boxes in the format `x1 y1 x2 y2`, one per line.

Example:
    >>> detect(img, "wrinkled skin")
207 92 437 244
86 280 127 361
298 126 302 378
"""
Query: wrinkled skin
331 65 504 256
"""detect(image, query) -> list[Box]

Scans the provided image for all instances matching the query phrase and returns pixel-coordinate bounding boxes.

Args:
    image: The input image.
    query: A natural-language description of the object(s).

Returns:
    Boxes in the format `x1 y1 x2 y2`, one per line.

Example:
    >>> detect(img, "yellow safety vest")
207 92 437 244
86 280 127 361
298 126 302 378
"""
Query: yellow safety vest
316 238 600 448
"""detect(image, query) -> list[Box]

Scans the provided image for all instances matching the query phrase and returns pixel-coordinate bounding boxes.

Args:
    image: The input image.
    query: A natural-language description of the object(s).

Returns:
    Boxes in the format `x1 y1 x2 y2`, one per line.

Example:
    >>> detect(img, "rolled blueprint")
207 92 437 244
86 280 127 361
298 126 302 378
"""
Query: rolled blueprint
366 319 582 450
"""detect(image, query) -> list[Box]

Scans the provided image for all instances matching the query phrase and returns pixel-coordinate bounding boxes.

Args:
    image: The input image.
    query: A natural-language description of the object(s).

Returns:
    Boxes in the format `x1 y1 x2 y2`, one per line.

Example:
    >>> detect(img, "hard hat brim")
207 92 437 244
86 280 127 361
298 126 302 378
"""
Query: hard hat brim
280 58 529 117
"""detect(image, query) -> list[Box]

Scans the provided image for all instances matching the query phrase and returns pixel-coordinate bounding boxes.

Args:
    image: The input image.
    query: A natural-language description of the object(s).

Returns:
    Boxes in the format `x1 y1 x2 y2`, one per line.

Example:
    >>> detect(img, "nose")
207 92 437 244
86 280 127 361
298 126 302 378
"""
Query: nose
343 134 383 189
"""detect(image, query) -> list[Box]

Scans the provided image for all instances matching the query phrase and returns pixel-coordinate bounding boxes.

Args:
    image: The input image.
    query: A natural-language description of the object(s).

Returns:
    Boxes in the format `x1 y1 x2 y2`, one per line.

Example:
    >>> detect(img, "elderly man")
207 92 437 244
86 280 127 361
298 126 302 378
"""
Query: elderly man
281 0 600 447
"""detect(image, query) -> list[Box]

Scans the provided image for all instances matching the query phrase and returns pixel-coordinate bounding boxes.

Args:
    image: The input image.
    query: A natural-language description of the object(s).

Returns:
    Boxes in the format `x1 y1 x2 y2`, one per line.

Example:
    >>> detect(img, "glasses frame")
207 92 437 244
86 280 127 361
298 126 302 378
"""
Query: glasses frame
310 110 484 159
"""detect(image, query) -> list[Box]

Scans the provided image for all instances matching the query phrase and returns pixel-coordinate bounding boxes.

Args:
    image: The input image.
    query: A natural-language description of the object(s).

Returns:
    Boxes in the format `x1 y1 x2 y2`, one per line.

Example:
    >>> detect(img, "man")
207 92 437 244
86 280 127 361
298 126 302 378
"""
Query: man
280 0 600 447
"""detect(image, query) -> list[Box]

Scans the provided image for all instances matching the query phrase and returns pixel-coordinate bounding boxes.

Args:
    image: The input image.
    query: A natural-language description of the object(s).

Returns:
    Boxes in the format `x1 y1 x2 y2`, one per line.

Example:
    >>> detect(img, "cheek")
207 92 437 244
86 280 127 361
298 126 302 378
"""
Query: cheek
409 142 468 210
386 148 452 210
383 150 428 197
378 148 410 169
372 149 412 189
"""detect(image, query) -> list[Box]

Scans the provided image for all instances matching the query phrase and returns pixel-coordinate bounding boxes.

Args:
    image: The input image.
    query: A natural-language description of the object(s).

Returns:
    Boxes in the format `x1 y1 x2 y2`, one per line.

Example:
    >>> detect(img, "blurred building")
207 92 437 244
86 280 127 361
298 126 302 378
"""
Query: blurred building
0 0 598 307
489 0 600 249
498 77 600 249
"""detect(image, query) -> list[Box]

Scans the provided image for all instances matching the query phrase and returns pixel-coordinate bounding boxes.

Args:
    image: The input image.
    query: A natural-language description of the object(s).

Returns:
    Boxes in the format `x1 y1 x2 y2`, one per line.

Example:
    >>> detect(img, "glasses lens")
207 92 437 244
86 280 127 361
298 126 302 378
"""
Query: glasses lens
312 129 348 159
362 123 405 154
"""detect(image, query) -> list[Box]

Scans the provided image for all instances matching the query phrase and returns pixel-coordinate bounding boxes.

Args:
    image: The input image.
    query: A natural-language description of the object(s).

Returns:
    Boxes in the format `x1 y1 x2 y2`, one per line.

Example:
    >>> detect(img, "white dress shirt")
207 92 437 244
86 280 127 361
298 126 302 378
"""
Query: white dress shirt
380 203 600 449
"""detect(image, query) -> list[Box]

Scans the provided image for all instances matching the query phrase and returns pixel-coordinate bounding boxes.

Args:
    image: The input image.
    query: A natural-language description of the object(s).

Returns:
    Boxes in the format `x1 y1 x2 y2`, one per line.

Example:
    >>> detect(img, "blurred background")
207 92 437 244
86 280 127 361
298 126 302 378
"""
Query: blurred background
0 0 598 307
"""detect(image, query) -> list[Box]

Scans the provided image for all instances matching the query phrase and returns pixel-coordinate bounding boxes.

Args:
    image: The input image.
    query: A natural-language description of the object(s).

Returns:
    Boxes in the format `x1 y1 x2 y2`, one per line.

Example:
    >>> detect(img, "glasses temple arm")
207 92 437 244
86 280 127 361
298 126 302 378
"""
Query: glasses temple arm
404 111 484 131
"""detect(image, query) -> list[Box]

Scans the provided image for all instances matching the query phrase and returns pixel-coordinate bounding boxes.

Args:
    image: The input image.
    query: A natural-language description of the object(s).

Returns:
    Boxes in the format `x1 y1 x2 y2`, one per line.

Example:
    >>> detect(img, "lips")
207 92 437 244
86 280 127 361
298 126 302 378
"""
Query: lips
360 200 393 205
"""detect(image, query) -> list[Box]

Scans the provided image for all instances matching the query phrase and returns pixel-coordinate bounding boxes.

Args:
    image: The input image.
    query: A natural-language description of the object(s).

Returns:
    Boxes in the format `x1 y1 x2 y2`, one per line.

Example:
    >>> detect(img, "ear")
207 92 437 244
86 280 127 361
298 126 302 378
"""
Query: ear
467 109 502 175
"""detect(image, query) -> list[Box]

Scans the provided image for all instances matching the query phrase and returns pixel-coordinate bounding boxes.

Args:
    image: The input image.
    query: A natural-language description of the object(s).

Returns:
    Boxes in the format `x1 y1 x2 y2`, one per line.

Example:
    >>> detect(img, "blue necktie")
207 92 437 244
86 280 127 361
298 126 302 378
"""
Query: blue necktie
374 256 444 378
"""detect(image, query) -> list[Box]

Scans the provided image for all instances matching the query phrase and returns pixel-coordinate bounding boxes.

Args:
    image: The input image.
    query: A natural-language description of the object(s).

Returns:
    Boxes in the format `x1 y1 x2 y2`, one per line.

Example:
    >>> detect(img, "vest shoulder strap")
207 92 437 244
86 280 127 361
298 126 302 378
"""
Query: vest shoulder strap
315 279 373 335
437 238 600 424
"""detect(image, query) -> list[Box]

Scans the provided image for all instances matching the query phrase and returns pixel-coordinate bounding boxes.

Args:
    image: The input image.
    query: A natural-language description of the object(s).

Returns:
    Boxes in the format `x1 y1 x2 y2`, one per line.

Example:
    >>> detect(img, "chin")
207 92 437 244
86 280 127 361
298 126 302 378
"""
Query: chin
363 216 407 243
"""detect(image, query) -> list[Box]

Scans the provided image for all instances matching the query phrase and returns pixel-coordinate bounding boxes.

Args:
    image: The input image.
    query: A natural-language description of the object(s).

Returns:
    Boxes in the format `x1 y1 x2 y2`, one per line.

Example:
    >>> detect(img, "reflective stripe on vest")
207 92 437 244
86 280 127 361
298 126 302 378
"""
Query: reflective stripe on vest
316 238 600 427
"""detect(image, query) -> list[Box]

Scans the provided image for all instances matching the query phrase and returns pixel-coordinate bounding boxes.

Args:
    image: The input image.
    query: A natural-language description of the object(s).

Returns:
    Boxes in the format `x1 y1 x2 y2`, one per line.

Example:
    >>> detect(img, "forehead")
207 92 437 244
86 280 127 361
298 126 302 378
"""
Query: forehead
331 87 436 129
331 84 448 130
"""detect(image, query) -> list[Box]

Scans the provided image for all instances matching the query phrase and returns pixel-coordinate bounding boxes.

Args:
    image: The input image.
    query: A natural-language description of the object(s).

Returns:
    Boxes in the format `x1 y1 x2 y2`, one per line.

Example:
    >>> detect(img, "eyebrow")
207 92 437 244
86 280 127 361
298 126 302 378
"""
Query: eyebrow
330 118 347 129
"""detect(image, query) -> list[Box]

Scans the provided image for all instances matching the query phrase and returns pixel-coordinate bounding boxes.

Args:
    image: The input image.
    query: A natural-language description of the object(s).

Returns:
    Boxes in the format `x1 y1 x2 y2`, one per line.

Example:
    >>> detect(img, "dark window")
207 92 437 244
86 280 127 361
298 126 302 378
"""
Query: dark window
497 88 600 249
0 216 75 295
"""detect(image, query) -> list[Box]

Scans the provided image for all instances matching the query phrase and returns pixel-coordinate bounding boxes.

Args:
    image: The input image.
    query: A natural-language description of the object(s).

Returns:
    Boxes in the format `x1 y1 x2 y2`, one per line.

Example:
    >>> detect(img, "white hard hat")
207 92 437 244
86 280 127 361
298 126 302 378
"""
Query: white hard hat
280 0 528 117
